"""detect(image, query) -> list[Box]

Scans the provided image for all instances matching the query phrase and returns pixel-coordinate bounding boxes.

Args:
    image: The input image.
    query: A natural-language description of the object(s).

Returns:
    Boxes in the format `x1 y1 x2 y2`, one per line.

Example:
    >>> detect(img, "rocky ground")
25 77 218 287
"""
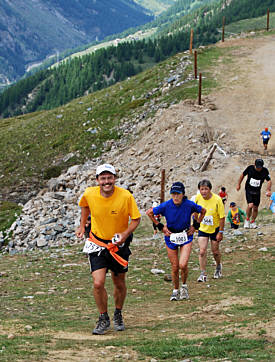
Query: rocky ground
1 33 275 254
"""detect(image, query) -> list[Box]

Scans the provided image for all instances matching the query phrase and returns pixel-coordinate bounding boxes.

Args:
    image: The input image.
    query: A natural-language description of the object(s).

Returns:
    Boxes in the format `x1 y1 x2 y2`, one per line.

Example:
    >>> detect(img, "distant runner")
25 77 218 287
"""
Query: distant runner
194 179 225 282
218 186 228 205
260 128 271 151
76 164 141 335
226 202 246 231
236 159 272 229
269 191 275 216
146 182 206 301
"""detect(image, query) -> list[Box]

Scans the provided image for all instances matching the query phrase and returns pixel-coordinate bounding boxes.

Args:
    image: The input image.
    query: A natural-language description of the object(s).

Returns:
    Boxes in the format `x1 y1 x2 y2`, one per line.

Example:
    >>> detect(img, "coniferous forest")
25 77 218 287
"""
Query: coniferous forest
0 0 274 118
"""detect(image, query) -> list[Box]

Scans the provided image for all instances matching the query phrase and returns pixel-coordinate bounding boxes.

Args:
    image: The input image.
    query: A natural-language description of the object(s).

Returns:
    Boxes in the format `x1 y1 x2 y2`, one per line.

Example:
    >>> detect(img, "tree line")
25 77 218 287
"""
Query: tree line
0 0 274 118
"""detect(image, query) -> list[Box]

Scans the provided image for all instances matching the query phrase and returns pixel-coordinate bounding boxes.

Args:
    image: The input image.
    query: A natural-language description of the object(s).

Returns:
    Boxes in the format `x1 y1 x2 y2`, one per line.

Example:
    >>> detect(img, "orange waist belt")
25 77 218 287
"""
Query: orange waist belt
88 234 128 268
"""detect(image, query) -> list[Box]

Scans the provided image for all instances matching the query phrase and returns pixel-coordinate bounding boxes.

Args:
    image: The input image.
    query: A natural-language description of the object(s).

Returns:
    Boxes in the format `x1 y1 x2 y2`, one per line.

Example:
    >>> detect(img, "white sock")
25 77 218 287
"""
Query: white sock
173 289 178 293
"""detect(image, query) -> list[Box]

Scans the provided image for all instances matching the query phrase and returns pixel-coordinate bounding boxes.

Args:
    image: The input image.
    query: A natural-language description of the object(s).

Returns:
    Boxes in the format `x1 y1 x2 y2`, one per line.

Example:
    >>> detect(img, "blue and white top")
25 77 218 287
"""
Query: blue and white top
261 130 271 140
153 198 202 249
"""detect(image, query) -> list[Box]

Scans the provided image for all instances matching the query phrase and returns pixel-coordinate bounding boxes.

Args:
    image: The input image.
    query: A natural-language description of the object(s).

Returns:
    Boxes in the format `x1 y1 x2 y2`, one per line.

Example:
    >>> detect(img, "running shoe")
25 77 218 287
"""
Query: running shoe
113 310 125 331
180 284 189 300
214 264 222 279
197 272 207 282
170 290 180 301
92 314 110 335
244 219 250 229
250 221 257 229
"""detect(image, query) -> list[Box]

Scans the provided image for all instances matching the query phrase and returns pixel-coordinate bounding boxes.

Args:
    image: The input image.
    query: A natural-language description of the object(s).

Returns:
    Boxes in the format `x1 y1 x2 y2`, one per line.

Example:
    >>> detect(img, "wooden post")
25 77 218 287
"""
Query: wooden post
189 29 193 54
200 144 217 171
160 169 165 203
267 8 270 31
194 50 198 79
198 73 202 105
222 16 225 42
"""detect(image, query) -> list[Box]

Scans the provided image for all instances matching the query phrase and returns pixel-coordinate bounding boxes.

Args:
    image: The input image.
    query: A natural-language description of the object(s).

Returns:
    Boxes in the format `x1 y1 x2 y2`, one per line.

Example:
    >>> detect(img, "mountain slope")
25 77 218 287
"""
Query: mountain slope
2 0 274 118
0 0 152 85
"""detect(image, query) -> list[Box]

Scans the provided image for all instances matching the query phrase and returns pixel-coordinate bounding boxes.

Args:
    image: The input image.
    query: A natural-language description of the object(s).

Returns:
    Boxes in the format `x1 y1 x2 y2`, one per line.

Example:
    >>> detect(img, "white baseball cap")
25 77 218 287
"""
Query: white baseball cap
96 163 116 176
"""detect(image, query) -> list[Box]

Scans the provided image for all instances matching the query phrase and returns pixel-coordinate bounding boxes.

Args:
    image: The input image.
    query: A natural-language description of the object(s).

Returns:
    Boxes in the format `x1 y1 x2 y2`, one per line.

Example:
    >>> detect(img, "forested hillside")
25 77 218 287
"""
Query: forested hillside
1 0 274 118
0 0 152 86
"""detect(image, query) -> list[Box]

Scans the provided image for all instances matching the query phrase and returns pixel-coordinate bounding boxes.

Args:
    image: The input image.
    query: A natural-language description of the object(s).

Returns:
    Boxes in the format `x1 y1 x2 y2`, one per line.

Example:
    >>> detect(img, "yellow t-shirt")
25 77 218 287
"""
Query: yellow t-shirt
231 208 240 225
79 186 141 240
195 192 225 234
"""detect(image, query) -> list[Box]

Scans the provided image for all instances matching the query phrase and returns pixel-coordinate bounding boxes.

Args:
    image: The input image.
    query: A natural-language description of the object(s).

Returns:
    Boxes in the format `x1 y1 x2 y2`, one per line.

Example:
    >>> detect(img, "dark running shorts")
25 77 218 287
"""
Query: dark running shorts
245 190 261 207
88 234 132 275
263 139 269 145
198 227 220 241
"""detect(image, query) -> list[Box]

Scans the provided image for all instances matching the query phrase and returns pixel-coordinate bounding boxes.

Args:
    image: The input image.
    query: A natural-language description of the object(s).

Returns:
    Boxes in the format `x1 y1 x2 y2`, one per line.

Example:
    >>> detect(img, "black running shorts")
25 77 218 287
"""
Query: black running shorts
88 234 132 275
245 189 261 207
198 227 220 241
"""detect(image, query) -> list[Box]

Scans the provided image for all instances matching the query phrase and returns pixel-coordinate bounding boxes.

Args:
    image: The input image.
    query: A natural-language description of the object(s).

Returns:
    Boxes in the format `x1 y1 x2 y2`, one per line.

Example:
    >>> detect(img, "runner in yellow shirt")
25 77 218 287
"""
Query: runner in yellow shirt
194 179 225 282
76 164 141 335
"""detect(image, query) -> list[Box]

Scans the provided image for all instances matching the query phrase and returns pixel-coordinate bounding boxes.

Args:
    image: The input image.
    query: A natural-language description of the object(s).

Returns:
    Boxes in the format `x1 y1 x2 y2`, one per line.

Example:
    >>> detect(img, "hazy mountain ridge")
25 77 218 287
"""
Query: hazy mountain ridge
0 0 153 85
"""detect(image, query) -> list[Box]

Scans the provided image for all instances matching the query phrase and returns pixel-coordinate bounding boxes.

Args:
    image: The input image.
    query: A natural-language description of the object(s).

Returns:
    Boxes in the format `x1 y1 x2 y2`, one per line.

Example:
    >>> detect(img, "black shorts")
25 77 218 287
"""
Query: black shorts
245 190 261 207
88 234 132 275
230 223 239 229
198 227 220 241
263 139 269 145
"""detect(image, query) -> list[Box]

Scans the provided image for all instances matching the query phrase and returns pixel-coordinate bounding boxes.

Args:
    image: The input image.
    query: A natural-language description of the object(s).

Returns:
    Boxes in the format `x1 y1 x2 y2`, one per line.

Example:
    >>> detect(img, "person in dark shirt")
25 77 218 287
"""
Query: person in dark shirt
236 159 272 229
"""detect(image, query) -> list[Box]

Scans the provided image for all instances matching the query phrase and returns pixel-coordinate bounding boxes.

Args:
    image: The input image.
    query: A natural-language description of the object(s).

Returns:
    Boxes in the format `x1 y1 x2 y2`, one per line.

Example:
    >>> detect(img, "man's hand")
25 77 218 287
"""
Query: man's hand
76 226 85 238
236 185 241 191
113 233 125 245
216 232 223 242
266 190 272 197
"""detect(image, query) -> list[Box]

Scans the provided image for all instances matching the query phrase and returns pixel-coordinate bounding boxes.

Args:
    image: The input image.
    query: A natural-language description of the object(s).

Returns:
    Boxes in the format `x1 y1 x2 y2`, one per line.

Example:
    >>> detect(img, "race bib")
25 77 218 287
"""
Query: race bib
263 135 269 139
249 178 261 187
202 215 214 226
83 239 105 254
170 231 188 245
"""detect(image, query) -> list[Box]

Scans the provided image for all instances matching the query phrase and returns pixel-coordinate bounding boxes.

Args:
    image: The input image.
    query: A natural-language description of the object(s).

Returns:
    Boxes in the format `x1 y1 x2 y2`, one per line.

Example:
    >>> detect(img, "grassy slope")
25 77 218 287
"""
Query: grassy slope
134 0 176 15
0 44 224 191
0 211 274 360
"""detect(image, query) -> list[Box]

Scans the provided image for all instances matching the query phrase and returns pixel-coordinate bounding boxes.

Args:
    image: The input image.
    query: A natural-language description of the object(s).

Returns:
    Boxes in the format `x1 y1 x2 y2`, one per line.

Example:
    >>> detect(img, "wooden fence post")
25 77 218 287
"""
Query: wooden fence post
198 73 202 105
194 50 198 79
189 29 193 54
160 169 165 203
222 16 225 42
267 8 270 31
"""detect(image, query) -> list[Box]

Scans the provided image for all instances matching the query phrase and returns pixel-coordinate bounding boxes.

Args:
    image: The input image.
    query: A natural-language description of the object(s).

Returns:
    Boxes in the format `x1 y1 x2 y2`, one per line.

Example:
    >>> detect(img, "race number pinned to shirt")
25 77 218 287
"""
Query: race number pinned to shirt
249 178 261 187
170 231 188 245
83 239 105 254
202 215 214 226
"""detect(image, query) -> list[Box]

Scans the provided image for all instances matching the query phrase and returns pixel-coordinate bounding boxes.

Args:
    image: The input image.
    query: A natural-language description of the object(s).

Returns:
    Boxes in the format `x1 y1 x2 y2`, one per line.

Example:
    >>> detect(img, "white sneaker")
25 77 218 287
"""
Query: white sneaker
179 284 189 300
170 290 180 301
244 219 250 229
213 264 222 279
197 273 207 282
250 221 257 229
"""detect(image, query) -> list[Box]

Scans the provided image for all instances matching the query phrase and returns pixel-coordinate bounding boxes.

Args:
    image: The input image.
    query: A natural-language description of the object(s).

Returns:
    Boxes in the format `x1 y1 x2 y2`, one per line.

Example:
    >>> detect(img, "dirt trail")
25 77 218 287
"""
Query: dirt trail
207 35 275 205
173 35 275 206
113 34 275 211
